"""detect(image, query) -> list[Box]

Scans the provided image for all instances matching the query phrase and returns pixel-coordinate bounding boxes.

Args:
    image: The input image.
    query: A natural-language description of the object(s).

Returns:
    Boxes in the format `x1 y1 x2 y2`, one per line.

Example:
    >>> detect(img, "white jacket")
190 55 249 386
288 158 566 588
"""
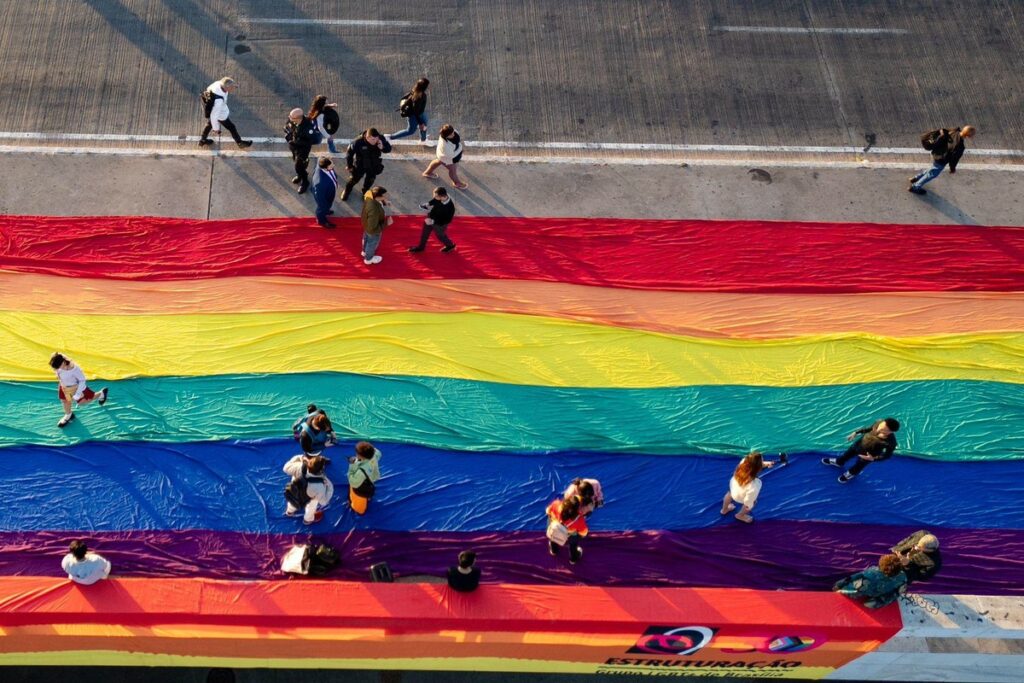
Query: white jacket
206 80 231 131
435 133 463 164
283 455 334 522
55 363 88 401
62 552 111 585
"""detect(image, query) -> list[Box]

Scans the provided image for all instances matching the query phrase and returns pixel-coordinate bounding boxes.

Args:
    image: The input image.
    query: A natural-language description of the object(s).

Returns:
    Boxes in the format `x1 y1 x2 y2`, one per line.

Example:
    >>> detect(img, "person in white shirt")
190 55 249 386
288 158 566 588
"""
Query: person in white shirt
721 452 775 523
422 124 468 189
61 540 112 585
198 76 252 148
563 478 604 517
283 453 334 525
49 352 108 428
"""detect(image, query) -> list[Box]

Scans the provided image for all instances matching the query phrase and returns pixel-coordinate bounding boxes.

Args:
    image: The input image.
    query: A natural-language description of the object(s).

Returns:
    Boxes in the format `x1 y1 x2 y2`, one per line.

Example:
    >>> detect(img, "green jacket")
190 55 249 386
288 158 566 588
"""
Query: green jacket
361 191 387 235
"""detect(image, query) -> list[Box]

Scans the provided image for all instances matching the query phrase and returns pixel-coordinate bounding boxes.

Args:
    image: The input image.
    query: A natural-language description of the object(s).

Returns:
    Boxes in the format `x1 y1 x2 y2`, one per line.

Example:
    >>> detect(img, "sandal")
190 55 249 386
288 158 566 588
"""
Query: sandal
421 172 438 179
720 503 736 515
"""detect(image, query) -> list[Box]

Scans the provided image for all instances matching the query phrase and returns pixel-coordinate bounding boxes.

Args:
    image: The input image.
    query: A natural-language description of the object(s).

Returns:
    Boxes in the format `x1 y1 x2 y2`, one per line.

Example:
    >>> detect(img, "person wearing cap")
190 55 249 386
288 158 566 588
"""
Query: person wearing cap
822 417 900 483
49 353 108 428
284 107 318 194
283 453 334 525
892 530 942 583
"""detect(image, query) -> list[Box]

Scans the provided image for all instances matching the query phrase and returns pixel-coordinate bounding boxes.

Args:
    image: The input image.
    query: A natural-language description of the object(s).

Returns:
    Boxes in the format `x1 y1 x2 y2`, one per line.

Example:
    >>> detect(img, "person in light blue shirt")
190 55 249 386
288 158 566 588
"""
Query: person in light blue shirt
61 540 111 585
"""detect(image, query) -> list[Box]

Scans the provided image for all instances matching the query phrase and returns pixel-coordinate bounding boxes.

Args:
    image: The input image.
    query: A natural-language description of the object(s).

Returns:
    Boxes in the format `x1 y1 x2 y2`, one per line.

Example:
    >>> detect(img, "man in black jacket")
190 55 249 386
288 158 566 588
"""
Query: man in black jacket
341 128 392 201
284 108 318 194
409 187 457 253
822 417 899 483
891 530 942 584
909 125 976 195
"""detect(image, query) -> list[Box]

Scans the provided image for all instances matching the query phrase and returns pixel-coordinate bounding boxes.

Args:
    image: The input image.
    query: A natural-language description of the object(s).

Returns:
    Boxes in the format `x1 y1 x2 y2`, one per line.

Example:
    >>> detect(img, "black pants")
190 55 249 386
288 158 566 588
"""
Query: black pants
836 439 871 475
343 168 377 197
414 221 455 249
291 144 312 184
200 118 243 143
549 534 582 561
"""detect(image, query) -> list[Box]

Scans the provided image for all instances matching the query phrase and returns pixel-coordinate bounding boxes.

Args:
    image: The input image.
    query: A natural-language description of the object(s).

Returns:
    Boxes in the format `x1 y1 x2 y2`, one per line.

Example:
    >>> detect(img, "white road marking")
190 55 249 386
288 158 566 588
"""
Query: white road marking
0 131 1020 158
714 25 909 35
0 144 1021 172
240 18 424 27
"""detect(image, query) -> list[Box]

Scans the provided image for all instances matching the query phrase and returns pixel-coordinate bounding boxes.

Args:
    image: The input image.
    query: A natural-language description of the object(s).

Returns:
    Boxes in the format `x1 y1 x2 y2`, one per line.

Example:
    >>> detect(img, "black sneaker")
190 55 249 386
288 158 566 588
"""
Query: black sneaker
198 139 214 147
98 387 109 406
908 186 927 195
408 246 425 253
441 244 457 253
297 183 309 195
569 547 583 565
291 176 301 185
548 542 558 557
236 140 253 149
821 457 840 468
340 190 350 201
838 472 856 484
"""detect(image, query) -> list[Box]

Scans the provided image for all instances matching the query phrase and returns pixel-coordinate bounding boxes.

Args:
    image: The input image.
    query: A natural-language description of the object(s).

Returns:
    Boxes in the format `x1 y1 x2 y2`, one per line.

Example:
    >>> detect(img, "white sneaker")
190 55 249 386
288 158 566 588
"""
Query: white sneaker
360 251 365 257
364 255 383 265
422 138 432 147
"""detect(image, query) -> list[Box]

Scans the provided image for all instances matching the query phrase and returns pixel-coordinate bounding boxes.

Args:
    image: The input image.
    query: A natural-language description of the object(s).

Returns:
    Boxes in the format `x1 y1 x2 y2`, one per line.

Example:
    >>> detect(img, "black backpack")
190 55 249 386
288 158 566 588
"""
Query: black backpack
398 92 415 118
283 464 325 509
201 90 221 118
351 463 376 499
307 543 341 576
321 107 340 135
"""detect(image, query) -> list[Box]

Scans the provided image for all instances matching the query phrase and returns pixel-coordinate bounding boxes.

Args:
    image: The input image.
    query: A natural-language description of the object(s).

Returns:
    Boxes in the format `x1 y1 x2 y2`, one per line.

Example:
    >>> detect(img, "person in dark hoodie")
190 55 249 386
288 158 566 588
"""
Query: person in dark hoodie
822 417 899 483
341 128 392 201
909 125 976 195
284 107 318 194
892 530 942 584
408 186 457 253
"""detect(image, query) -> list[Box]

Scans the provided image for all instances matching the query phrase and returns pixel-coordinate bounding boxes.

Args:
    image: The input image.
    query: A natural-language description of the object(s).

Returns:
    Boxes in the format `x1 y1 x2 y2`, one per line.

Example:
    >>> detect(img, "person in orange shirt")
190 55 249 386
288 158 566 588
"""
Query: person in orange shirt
546 495 588 565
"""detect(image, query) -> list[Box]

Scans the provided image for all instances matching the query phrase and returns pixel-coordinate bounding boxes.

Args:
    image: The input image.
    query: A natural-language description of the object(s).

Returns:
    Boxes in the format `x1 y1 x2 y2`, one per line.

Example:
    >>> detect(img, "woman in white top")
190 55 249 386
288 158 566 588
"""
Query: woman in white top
422 124 468 189
721 451 774 524
49 352 108 428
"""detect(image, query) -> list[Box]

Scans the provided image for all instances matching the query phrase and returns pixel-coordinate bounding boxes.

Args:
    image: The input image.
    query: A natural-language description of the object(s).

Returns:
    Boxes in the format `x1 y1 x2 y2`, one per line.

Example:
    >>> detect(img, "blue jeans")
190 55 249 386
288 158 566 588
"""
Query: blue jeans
362 232 382 260
391 113 428 141
912 160 947 188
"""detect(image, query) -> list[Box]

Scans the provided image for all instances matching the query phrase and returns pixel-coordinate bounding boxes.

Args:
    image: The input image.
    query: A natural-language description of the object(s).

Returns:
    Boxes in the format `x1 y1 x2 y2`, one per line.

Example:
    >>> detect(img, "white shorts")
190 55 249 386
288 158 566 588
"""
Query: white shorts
729 477 762 508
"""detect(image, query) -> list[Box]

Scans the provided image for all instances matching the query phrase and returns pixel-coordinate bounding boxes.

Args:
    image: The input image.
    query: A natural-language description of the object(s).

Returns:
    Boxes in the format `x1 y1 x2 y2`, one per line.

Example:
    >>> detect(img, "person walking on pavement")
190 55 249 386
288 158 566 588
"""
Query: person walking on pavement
198 77 253 149
284 108 317 194
391 77 430 144
283 453 334 525
408 187 457 253
348 441 382 515
341 128 392 201
423 124 468 189
49 353 108 428
311 157 339 228
308 95 341 154
361 186 391 265
721 452 775 523
909 125 976 195
822 417 900 483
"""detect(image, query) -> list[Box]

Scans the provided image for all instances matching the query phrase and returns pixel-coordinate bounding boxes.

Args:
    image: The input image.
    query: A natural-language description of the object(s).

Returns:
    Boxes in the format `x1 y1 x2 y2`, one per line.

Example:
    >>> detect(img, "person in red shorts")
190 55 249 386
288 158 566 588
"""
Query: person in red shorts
49 352 108 428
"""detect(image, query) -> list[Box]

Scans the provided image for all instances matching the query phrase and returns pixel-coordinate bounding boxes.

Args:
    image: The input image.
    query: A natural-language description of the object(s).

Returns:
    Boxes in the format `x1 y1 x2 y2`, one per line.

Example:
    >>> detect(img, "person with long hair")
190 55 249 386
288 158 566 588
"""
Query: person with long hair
422 124 467 189
307 95 341 153
546 494 588 564
391 77 430 143
833 553 908 608
720 451 774 523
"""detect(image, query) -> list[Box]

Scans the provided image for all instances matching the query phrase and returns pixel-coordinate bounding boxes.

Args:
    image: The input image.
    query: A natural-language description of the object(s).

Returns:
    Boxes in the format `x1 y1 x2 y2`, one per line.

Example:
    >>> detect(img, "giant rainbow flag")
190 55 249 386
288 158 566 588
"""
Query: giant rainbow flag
0 214 1022 675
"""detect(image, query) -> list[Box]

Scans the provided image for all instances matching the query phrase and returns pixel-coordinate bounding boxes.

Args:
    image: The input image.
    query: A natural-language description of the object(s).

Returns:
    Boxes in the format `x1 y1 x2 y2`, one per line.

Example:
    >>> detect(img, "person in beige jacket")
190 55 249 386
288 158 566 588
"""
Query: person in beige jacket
360 186 391 265
422 124 467 189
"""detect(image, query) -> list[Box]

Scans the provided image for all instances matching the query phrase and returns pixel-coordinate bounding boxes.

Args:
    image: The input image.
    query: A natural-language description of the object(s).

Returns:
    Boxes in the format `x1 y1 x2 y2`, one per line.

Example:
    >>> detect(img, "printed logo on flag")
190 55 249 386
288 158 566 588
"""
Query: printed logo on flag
627 625 717 655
